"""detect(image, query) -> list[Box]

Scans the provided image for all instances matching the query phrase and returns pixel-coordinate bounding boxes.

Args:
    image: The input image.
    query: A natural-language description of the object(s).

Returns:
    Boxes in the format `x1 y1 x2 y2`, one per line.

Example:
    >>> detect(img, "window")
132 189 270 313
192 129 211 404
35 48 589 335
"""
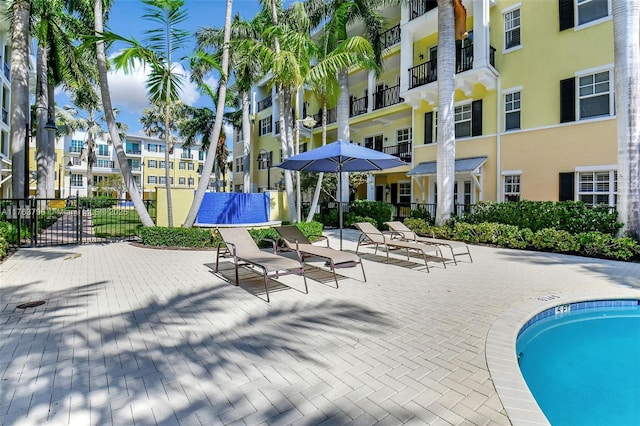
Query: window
179 177 186 185
578 170 617 206
258 116 272 136
148 160 157 168
577 0 609 26
396 128 412 144
128 159 140 170
70 139 83 153
70 174 83 187
97 144 109 156
147 176 157 184
398 182 411 203
455 104 472 137
159 176 166 185
95 159 112 168
235 157 243 173
258 151 272 170
504 7 521 50
578 70 611 119
159 160 166 169
505 91 521 130
188 162 194 171
179 161 186 170
503 175 521 201
188 177 194 186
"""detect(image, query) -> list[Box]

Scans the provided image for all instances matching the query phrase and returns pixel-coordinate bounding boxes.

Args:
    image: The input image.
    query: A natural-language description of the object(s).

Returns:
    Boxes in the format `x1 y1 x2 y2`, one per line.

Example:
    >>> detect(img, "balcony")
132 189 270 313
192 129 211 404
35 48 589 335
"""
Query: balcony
125 148 141 155
181 153 193 159
383 142 412 162
373 84 402 110
257 95 272 112
311 108 337 128
381 24 401 50
350 96 368 117
408 44 496 90
409 0 437 21
95 160 115 169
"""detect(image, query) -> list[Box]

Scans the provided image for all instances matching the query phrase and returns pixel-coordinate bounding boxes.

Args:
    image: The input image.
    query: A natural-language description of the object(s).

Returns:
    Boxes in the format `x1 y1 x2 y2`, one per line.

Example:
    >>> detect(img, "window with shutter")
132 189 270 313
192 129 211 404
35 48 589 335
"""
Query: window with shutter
560 77 576 123
424 112 433 144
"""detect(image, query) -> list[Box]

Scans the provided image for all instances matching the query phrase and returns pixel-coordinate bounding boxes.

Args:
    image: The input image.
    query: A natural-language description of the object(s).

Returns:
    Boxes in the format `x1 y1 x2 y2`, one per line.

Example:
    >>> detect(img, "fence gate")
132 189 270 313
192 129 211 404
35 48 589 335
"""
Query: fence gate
1 197 152 248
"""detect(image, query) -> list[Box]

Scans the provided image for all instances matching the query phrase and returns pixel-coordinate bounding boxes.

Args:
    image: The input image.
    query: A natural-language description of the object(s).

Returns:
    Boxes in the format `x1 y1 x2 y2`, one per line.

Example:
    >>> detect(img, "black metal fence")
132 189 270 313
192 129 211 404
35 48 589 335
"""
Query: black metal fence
0 197 156 248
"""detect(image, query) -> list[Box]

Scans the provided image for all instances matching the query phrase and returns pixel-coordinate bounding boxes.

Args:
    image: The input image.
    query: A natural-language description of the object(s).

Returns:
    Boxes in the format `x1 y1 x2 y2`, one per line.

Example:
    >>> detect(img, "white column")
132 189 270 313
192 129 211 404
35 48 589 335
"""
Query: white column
367 71 376 113
399 27 414 93
367 173 375 200
473 0 490 69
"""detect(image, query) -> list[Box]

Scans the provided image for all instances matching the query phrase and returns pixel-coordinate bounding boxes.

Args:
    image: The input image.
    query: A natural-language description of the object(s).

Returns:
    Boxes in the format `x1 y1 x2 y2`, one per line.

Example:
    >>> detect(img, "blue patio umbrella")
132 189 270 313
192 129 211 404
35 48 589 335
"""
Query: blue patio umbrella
275 140 408 250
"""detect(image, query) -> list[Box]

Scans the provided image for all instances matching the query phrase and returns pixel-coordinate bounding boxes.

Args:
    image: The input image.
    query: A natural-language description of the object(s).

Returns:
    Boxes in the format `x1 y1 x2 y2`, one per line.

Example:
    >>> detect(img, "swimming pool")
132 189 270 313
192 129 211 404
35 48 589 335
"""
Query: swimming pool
516 300 640 426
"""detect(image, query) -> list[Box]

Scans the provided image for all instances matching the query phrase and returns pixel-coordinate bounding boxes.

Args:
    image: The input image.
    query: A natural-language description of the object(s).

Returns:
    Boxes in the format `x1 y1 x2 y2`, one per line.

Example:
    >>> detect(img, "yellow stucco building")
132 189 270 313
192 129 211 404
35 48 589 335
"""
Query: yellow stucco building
236 0 620 219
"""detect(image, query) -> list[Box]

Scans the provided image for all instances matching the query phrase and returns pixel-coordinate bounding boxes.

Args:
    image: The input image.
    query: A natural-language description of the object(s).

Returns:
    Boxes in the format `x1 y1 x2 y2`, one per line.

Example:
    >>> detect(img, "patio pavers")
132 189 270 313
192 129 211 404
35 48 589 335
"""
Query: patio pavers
1 229 639 425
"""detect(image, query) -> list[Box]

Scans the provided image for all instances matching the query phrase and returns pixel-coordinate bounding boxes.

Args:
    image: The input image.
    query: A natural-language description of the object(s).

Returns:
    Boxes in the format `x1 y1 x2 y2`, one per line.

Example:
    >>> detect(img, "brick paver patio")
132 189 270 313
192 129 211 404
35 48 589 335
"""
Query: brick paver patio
1 229 639 425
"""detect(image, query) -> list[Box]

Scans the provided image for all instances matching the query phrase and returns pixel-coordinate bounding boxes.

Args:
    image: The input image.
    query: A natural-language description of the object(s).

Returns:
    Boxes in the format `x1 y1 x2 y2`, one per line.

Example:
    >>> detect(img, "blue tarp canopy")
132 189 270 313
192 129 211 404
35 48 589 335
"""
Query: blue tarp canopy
407 156 487 176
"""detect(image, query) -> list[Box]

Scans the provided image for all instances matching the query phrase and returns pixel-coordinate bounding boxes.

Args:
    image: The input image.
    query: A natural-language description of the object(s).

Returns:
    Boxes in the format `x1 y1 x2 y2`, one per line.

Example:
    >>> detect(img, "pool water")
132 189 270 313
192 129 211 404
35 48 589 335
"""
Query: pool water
516 303 640 426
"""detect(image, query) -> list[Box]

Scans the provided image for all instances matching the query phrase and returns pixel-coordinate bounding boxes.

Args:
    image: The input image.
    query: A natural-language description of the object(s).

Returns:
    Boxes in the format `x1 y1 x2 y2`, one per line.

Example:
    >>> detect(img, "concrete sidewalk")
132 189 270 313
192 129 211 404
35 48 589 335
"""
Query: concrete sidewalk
1 229 639 425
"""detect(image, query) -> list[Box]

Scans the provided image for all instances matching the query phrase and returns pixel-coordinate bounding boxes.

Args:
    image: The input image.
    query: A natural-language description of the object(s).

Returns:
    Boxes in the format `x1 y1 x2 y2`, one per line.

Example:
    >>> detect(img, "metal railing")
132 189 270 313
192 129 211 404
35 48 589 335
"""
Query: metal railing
382 142 412 161
0 197 156 248
257 95 272 112
350 96 368 117
373 84 402 110
381 24 401 49
410 0 438 20
311 108 337 128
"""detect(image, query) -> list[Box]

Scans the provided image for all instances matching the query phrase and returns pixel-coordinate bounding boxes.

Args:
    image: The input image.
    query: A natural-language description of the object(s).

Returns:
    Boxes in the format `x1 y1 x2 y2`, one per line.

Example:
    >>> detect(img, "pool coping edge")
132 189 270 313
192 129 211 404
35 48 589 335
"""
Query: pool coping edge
486 288 640 426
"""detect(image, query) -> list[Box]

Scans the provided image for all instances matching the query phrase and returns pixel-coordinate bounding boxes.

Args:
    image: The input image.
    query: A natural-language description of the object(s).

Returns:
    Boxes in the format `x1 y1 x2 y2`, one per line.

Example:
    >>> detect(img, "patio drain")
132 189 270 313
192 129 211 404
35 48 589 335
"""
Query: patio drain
16 301 46 309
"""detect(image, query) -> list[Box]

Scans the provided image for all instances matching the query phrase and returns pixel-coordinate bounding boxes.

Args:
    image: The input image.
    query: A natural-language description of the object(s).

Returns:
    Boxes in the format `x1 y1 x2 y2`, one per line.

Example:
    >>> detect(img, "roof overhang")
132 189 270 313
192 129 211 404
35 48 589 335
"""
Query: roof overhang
407 156 487 176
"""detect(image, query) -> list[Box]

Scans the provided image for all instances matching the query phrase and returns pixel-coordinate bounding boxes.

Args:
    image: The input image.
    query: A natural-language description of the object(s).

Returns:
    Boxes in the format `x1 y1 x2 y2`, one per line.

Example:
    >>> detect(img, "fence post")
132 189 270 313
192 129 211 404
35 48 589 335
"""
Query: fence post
77 194 83 245
29 198 37 247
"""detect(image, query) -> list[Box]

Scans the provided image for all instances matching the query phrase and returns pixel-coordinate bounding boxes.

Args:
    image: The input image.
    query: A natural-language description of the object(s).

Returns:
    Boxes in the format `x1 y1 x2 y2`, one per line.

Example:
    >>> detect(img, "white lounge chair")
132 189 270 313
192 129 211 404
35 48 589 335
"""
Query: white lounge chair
215 227 308 302
384 221 473 265
353 222 446 272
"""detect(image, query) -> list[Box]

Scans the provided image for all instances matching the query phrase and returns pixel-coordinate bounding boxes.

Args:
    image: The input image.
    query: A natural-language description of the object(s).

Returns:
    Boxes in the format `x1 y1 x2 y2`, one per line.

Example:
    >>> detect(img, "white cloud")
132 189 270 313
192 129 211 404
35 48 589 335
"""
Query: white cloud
107 59 201 115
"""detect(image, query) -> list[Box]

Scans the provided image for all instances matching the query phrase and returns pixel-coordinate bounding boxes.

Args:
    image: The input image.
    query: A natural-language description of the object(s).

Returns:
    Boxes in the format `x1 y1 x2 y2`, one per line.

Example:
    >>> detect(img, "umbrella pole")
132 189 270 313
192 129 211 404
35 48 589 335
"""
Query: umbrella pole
338 166 343 251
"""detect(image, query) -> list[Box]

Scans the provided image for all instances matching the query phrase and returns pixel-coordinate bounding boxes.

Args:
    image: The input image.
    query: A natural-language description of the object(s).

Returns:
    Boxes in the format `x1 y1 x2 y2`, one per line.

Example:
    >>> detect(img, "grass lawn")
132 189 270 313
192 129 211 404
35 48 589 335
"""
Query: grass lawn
92 208 143 238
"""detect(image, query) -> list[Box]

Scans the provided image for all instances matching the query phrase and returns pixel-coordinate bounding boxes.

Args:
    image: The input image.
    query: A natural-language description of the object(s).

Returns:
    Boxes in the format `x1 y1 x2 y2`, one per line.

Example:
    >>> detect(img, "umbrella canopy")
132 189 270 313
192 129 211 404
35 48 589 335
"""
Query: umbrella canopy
275 140 409 250
275 139 407 172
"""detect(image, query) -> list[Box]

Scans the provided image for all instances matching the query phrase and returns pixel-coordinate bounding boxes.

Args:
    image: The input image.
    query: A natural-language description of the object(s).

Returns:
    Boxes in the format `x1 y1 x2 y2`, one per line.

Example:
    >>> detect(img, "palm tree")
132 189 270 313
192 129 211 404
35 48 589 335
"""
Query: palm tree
111 0 189 227
88 0 155 226
613 0 640 240
434 0 457 226
306 0 384 207
182 0 234 227
196 12 266 194
9 0 31 198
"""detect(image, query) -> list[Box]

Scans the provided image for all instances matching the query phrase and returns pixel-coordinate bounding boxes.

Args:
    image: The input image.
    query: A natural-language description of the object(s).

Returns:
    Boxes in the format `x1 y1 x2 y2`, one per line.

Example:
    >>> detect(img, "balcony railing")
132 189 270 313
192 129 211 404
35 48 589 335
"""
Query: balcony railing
311 108 337 128
125 148 141 155
257 95 272 112
382 142 412 162
69 147 83 153
373 84 402 110
409 44 496 90
381 24 401 49
410 0 437 21
95 161 115 169
181 153 193 159
350 96 368 117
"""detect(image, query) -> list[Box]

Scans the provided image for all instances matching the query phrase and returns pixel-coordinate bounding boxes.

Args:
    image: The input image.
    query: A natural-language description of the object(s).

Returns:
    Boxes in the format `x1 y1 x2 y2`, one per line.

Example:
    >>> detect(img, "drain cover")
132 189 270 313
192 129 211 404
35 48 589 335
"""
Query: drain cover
16 301 46 309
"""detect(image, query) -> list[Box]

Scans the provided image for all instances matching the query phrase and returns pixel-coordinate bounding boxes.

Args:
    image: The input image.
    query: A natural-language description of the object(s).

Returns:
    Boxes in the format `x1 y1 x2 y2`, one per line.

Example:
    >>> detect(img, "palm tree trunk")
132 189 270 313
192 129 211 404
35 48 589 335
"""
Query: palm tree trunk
183 0 233 227
306 97 328 222
46 80 56 198
94 0 154 226
281 86 296 221
86 135 95 197
10 0 30 198
435 0 456 226
164 106 173 227
613 0 640 240
241 90 251 192
36 44 48 198
336 69 350 204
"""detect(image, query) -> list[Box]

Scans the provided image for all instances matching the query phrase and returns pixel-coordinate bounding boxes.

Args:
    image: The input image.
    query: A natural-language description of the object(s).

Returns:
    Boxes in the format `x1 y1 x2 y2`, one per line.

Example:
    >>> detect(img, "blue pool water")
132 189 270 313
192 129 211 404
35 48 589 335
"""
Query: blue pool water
516 301 640 426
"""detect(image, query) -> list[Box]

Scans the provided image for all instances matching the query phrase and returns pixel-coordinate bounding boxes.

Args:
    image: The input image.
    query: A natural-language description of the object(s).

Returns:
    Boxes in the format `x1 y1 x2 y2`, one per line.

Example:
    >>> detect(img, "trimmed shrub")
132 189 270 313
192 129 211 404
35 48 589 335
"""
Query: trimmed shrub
141 227 214 248
576 232 640 260
530 228 579 253
453 222 530 249
0 221 30 244
461 200 621 235
77 196 117 209
345 215 377 228
348 200 393 229
409 208 435 225
0 223 7 259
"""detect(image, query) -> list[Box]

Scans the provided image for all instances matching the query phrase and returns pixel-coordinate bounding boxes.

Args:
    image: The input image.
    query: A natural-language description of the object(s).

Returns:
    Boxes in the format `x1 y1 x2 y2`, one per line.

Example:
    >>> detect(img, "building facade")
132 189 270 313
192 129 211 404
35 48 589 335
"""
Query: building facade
238 0 620 217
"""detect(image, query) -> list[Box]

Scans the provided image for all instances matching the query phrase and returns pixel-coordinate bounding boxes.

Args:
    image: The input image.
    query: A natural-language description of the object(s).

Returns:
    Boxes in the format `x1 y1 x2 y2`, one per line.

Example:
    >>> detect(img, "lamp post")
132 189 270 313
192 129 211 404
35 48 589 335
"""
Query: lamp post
258 149 271 190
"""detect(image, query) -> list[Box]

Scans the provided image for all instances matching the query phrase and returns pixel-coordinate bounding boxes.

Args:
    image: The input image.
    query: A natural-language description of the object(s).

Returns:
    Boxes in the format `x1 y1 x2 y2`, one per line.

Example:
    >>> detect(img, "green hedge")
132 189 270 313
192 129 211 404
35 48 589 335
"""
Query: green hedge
0 221 30 244
140 222 325 249
403 217 640 261
0 223 7 260
460 201 621 235
348 200 393 229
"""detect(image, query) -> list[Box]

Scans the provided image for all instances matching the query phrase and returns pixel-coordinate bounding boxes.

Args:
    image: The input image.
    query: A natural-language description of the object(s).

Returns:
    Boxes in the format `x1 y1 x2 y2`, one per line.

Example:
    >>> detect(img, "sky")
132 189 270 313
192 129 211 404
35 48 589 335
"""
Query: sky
59 0 269 136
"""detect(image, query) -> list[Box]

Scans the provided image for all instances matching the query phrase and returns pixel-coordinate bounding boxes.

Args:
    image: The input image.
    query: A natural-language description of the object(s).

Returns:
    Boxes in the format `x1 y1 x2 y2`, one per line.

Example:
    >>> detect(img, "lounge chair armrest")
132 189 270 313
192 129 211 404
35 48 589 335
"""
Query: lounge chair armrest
260 238 278 254
218 241 236 256
312 235 330 247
